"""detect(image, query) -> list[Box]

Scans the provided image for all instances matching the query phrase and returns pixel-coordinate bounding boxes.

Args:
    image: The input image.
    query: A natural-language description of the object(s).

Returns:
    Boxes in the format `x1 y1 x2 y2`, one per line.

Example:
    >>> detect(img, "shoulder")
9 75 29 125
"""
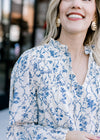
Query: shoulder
16 44 49 65
11 44 51 73
92 57 100 85
18 42 54 63
16 40 59 68
93 56 100 74
95 63 100 80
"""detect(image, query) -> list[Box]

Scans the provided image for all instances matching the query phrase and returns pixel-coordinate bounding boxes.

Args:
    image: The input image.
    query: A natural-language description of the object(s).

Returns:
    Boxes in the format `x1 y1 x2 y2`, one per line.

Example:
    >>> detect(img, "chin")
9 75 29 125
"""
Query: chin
66 27 87 34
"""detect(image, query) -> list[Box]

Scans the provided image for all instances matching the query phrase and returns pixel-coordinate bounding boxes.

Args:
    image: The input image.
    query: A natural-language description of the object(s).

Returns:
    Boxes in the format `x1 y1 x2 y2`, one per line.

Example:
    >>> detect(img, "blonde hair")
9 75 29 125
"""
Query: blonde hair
42 0 100 65
42 0 61 43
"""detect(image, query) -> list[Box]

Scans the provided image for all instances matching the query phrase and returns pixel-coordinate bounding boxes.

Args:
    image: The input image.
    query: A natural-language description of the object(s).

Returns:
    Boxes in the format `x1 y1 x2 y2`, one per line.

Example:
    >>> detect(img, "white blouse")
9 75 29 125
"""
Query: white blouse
7 38 100 139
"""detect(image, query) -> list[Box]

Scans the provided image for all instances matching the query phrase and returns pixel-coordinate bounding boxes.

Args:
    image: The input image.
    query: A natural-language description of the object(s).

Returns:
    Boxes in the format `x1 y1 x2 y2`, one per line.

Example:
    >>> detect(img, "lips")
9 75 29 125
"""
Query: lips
67 12 85 19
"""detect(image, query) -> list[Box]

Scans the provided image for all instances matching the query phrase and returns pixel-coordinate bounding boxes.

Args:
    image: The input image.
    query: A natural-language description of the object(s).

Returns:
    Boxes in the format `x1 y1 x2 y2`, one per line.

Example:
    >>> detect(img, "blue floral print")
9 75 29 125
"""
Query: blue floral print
7 38 100 139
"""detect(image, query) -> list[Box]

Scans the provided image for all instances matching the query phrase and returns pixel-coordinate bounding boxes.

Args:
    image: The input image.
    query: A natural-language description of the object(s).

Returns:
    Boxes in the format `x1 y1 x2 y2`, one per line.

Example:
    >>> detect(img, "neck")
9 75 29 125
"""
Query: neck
58 31 89 85
58 30 87 57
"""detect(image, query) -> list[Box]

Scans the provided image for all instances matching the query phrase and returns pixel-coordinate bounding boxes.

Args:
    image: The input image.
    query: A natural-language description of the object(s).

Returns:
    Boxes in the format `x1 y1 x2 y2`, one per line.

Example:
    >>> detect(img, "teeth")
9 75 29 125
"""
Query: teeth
68 14 83 19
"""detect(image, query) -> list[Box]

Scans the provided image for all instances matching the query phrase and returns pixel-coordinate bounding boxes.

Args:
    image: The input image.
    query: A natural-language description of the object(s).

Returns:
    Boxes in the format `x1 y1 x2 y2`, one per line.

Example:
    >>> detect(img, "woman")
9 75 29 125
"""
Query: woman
7 0 100 139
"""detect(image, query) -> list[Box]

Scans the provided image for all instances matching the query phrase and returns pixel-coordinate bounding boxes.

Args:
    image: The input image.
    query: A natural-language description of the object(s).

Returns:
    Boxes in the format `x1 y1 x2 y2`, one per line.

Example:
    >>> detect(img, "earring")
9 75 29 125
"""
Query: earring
56 17 61 28
91 21 97 31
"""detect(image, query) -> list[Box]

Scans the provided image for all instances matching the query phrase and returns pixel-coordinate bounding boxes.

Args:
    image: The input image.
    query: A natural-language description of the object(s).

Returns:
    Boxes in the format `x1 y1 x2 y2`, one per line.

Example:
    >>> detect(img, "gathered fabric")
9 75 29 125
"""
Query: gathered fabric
7 38 100 140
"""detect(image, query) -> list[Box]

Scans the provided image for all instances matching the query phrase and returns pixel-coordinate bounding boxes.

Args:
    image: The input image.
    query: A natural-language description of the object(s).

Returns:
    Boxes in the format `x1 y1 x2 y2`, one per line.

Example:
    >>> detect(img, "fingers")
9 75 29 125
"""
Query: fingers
65 131 100 140
85 133 100 140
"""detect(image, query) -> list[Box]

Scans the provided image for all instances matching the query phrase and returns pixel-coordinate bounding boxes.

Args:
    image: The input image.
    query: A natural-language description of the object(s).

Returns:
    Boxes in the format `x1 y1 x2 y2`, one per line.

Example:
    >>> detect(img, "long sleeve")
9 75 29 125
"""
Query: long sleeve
7 38 100 139
7 50 68 140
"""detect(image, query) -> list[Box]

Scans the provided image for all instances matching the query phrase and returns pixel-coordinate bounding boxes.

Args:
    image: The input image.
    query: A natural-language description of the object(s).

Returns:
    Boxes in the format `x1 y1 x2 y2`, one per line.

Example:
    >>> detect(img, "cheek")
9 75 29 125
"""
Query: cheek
90 6 96 20
88 12 95 22
59 2 67 15
86 7 96 22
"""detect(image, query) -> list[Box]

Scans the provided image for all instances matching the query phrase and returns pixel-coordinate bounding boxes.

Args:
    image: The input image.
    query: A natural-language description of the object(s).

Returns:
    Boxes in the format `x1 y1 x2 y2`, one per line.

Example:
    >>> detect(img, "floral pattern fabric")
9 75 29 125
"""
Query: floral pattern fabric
7 38 100 140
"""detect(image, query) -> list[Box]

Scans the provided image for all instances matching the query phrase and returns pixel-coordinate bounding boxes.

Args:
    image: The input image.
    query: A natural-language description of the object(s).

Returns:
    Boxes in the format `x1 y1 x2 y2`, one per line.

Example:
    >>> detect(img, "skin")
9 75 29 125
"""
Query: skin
58 0 100 139
66 131 100 140
59 0 96 34
58 0 96 85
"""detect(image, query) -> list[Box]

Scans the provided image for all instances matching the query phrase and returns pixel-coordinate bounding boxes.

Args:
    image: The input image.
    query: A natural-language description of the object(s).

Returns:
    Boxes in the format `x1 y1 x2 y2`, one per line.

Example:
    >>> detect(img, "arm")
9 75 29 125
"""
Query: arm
7 51 99 140
7 52 68 140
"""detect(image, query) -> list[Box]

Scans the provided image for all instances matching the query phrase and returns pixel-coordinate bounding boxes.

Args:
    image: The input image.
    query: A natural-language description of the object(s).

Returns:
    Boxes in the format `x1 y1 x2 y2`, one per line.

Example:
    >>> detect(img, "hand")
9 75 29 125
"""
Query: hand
65 131 100 140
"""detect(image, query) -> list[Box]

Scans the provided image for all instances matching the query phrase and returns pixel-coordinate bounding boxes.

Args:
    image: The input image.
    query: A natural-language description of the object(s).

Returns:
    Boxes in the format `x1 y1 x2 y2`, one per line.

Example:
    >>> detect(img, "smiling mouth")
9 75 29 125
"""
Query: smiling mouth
67 13 85 20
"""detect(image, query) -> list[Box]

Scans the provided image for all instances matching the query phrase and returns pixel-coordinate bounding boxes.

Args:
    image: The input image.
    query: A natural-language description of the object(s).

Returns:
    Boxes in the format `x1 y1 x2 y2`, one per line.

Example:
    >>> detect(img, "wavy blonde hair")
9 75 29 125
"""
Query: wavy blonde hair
42 0 100 65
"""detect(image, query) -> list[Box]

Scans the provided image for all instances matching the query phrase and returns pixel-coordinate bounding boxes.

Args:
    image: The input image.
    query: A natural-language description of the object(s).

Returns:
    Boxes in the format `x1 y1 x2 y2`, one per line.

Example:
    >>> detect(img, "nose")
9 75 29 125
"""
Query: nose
71 0 81 9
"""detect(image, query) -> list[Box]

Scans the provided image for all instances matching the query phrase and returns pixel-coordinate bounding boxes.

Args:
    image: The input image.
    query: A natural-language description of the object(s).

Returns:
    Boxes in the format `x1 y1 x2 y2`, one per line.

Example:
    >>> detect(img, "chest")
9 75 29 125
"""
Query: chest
36 57 99 113
72 54 89 85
